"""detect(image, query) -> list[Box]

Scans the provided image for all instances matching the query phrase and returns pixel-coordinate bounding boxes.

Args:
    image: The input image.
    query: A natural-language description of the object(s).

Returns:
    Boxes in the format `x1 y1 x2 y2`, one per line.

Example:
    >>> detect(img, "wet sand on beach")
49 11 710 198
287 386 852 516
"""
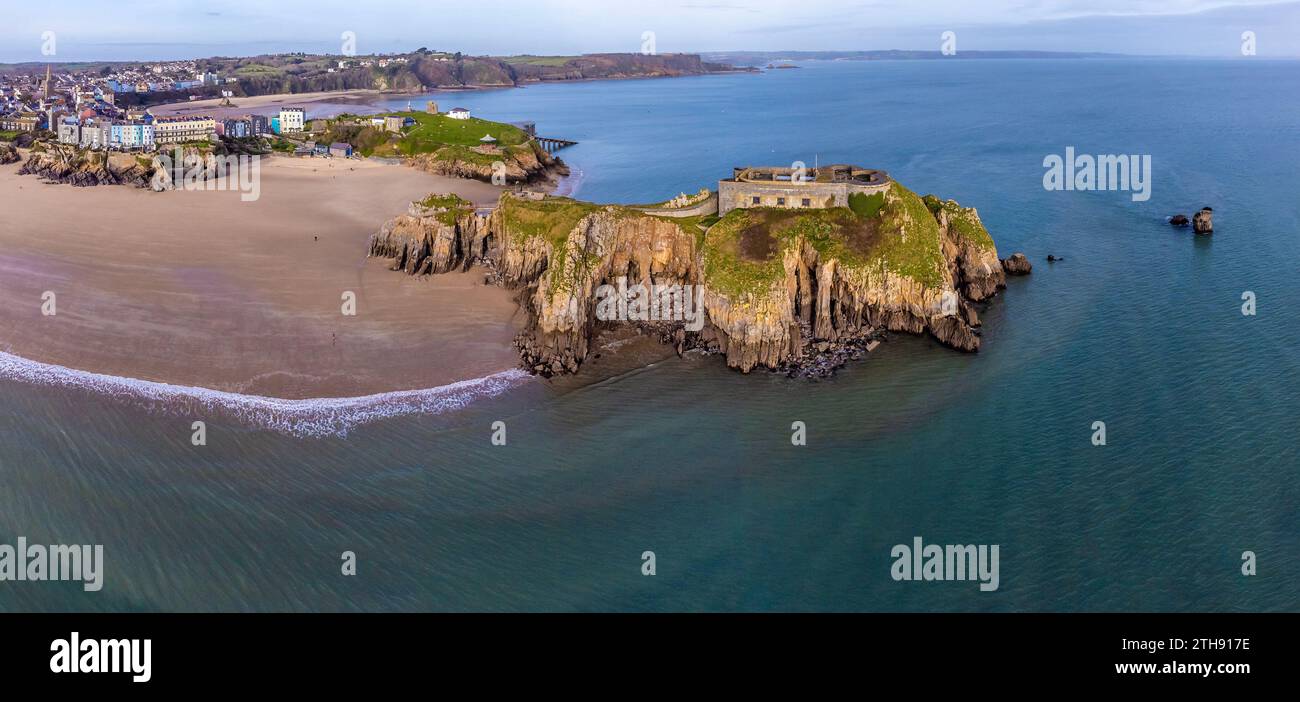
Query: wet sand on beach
0 157 524 399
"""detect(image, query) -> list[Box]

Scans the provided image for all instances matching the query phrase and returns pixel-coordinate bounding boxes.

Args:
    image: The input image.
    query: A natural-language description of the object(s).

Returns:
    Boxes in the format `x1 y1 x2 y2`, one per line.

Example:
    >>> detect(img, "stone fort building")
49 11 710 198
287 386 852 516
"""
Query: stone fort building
717 165 891 216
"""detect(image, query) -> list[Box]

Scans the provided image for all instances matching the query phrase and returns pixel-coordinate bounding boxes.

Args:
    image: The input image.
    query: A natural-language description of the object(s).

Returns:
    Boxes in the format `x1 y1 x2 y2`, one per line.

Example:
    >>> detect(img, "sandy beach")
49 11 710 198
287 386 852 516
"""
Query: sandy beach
0 156 524 399
150 89 399 120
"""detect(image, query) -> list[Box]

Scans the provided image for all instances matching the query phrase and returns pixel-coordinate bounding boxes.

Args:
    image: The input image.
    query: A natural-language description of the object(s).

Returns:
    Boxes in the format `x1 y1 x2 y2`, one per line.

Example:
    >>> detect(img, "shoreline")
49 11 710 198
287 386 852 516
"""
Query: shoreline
149 70 751 119
149 88 403 119
0 349 530 437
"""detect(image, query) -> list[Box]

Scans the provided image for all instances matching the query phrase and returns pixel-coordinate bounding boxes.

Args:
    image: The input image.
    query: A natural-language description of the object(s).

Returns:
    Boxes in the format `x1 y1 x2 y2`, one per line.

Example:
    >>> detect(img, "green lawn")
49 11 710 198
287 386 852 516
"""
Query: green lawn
500 55 577 67
384 111 528 150
234 64 285 75
0 130 20 142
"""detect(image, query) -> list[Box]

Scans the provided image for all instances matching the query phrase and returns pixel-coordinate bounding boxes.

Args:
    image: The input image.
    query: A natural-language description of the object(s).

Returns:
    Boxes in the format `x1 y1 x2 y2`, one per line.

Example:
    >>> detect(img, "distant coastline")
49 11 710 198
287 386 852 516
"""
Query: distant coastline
149 88 396 119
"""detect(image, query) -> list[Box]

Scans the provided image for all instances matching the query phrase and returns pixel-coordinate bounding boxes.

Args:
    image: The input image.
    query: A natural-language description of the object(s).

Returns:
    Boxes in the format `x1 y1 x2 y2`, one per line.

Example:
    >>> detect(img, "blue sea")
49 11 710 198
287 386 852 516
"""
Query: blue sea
2 59 1298 611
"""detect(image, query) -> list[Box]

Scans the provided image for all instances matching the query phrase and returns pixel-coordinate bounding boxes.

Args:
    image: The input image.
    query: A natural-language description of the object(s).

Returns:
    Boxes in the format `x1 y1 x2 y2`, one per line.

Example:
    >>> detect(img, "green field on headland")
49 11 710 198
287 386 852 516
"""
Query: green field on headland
314 111 529 159
497 180 986 300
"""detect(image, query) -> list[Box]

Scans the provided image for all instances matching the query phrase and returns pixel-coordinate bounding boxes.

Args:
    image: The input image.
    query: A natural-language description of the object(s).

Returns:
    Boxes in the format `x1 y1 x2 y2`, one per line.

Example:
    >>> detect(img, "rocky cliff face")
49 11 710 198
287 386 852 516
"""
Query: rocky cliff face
369 183 1009 377
19 144 155 187
17 143 236 190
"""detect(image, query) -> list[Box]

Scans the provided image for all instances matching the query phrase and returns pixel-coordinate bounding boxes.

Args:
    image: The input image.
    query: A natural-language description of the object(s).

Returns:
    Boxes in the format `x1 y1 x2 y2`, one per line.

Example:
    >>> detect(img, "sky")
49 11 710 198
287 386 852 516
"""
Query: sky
3 0 1299 62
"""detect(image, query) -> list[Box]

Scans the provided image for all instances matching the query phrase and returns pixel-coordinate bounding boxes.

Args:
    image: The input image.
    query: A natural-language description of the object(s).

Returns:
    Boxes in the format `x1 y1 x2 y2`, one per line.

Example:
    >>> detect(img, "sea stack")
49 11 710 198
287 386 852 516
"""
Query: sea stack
1169 214 1189 227
1001 253 1032 275
1193 207 1214 234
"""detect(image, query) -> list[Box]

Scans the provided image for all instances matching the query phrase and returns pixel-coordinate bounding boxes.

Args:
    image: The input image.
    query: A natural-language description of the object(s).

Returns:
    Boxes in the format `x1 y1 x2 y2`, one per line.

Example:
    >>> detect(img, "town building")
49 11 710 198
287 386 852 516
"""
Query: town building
277 107 306 133
111 122 155 149
447 107 471 120
153 115 216 144
0 113 40 132
329 142 353 158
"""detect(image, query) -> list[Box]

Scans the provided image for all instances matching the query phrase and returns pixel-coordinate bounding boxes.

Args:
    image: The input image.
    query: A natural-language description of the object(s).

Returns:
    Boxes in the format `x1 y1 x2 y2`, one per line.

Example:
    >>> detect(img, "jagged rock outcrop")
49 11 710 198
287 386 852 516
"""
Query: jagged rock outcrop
0 143 20 165
1193 207 1214 234
371 182 1011 377
366 195 498 276
17 143 238 190
1001 252 1032 275
1169 214 1190 227
19 144 155 187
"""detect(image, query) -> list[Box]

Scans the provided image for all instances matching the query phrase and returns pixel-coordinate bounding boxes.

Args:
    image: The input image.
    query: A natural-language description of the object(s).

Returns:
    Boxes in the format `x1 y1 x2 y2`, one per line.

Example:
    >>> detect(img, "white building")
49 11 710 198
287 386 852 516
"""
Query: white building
448 107 471 120
278 107 306 133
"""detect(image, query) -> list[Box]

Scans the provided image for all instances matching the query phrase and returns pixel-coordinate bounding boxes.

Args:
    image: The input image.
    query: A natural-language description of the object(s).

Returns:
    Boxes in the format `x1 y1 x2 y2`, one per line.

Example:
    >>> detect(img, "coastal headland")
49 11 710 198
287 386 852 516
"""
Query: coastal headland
368 164 1010 378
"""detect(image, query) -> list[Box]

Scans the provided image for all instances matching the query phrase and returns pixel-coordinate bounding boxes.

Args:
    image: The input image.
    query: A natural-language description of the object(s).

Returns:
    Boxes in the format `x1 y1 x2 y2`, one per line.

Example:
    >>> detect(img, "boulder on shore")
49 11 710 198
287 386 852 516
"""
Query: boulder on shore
1193 207 1213 234
1001 252 1032 275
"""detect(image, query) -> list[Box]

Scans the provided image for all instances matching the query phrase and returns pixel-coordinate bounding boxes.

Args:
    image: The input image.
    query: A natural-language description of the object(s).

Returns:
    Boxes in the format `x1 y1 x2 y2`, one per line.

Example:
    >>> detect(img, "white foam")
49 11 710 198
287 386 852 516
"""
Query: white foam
0 350 531 437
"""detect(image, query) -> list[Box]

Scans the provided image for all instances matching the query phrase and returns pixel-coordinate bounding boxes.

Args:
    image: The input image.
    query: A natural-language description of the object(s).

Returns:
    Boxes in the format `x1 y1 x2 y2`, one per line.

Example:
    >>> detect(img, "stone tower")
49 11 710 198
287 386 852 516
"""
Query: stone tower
44 64 52 100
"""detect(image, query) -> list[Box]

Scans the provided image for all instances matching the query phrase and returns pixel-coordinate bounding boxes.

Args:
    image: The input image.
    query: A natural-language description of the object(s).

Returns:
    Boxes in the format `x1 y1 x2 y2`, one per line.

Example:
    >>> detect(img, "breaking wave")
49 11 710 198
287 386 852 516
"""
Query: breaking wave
0 350 531 438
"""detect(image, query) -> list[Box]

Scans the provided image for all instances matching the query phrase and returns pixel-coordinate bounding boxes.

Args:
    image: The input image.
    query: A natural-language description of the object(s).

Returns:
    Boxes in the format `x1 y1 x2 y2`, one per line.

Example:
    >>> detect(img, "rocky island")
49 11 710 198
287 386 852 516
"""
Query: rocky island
369 164 1013 377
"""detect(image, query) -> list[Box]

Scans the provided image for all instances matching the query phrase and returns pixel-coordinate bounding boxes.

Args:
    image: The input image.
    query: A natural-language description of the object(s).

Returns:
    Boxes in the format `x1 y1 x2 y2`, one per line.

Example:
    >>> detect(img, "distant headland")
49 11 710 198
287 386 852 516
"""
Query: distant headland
0 49 750 109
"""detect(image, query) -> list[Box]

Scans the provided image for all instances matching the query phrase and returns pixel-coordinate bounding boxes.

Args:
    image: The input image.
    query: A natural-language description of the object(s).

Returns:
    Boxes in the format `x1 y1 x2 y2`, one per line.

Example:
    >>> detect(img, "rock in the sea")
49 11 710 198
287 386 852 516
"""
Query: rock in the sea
1046 255 1064 262
1001 252 1032 276
1193 207 1213 234
1169 214 1189 227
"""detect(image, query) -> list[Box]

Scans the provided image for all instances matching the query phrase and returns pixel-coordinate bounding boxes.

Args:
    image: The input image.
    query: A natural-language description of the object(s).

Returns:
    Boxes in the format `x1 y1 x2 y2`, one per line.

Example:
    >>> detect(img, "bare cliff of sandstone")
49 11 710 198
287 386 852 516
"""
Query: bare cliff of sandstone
16 142 250 189
368 182 1010 376
18 143 157 187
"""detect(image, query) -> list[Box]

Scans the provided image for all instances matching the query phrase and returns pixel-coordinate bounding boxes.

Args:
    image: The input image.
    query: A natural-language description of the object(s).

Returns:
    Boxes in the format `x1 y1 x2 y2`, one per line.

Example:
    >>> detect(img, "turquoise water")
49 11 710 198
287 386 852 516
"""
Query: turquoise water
3 59 1298 611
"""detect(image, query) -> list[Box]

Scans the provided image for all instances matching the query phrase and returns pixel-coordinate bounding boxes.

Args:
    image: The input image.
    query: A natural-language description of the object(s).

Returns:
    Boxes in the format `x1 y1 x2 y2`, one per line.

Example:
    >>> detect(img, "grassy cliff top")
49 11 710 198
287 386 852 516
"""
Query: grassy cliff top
923 194 995 249
499 196 603 249
384 111 530 149
417 193 473 225
497 182 982 301
702 182 948 297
